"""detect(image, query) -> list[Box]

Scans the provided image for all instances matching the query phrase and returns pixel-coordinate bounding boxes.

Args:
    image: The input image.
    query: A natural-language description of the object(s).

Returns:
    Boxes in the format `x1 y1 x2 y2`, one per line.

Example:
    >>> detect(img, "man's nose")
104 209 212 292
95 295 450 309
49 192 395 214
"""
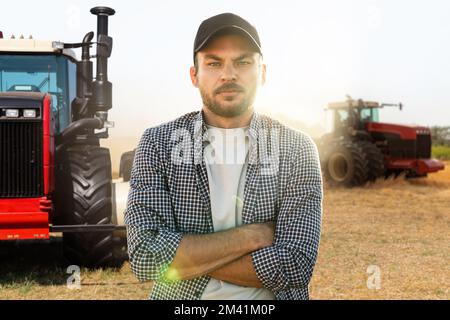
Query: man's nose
220 62 237 81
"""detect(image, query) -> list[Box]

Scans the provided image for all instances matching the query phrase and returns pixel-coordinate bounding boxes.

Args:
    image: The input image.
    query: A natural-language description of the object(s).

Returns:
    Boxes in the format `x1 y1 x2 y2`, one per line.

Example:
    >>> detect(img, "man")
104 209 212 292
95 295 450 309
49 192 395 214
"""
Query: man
125 13 323 300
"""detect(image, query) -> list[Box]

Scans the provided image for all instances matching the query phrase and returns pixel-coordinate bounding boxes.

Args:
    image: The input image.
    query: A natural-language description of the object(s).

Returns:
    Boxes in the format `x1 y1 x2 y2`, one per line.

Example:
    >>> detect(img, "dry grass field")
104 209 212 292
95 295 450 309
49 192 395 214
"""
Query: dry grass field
310 163 450 299
0 161 448 300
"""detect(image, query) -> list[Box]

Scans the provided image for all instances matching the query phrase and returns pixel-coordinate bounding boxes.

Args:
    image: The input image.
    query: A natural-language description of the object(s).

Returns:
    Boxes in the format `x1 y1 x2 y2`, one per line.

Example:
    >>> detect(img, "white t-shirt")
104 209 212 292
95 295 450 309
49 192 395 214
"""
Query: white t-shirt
200 125 275 300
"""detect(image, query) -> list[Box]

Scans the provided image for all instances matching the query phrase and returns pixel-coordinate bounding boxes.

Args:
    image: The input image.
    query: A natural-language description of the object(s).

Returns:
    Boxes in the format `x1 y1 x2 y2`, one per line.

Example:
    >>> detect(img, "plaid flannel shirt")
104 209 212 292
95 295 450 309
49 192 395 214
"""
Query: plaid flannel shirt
125 111 323 300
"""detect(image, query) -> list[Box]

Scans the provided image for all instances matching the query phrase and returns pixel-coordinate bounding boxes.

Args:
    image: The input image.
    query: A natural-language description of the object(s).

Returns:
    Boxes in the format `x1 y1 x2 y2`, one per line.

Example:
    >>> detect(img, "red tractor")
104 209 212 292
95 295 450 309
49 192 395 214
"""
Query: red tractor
319 97 445 187
0 7 129 267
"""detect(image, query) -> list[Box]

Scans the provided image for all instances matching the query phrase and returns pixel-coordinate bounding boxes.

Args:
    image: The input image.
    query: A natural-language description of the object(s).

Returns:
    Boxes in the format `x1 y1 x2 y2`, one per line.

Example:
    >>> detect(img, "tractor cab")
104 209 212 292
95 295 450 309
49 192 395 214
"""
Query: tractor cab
0 52 77 133
327 99 388 135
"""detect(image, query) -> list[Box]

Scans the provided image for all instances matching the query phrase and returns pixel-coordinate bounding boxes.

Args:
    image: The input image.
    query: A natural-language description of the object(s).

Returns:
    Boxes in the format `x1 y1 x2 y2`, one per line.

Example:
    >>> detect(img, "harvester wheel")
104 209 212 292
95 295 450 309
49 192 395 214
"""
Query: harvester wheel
119 149 135 182
56 144 124 268
359 141 385 181
406 171 428 178
323 141 369 187
385 169 403 180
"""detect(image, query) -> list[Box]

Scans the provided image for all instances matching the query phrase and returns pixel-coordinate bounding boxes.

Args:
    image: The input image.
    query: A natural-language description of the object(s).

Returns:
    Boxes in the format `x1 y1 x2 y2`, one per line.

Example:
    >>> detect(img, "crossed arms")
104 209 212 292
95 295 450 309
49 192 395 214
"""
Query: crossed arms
125 128 323 292
167 221 275 287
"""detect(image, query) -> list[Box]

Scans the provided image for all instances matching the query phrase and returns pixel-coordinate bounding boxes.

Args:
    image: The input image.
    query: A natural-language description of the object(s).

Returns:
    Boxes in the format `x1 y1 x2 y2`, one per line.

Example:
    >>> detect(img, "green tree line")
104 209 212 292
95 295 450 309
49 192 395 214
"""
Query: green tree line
430 126 450 146
431 126 450 160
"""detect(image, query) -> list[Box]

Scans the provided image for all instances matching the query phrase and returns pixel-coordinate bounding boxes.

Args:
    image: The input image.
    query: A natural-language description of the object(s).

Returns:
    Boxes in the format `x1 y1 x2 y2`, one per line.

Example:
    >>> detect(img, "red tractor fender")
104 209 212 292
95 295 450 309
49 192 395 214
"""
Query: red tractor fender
365 122 426 140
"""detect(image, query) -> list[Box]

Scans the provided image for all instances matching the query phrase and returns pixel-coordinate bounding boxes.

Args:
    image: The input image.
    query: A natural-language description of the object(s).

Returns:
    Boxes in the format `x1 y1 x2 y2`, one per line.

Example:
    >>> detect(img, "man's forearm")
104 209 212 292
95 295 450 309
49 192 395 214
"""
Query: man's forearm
166 222 274 281
208 254 264 288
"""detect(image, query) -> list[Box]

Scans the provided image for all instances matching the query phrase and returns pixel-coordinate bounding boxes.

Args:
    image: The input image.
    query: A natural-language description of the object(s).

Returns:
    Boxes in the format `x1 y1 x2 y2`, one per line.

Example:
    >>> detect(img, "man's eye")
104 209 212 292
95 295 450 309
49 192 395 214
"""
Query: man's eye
237 60 251 66
207 62 221 67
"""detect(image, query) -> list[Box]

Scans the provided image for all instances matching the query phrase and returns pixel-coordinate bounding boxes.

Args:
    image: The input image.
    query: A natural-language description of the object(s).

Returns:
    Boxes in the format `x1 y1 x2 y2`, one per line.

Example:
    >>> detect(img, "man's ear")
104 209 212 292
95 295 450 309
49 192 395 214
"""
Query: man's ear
260 63 267 86
190 66 198 87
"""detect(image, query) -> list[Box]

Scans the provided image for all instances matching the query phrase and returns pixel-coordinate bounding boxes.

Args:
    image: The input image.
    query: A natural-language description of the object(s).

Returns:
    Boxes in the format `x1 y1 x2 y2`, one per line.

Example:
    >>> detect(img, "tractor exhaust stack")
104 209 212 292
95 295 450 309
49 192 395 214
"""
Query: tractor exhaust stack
90 6 115 116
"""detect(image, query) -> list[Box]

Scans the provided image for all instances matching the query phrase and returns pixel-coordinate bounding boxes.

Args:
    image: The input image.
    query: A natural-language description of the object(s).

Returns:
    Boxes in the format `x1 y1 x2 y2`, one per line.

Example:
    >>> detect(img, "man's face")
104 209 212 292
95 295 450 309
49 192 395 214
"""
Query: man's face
190 34 266 118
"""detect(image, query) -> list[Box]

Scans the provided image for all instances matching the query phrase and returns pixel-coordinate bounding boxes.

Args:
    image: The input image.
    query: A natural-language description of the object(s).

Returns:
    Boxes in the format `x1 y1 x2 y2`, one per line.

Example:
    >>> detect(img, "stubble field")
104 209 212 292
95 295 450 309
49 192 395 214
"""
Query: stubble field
0 159 448 300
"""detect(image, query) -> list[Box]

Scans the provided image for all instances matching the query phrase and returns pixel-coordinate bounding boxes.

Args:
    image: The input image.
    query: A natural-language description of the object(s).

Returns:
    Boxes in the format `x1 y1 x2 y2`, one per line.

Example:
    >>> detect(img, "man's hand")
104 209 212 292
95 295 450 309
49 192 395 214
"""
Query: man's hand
243 221 276 248
166 221 276 281
207 221 275 287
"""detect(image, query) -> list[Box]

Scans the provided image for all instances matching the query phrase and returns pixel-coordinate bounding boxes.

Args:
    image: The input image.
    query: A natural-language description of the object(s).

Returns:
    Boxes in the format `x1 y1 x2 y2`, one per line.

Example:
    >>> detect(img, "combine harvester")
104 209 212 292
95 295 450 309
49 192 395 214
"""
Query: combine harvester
318 97 445 187
0 7 130 267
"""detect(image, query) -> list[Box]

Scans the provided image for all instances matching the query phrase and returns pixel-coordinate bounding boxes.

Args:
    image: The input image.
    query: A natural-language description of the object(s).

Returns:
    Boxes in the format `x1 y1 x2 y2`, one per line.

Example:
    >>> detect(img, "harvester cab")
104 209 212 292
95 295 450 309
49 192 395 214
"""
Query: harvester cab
0 7 128 268
327 97 402 138
319 97 445 187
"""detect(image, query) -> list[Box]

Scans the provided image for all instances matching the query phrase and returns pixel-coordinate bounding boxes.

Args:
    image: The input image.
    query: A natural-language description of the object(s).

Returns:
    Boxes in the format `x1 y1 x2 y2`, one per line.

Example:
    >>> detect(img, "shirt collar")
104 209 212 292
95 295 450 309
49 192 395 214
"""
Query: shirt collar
193 110 260 142
193 110 260 164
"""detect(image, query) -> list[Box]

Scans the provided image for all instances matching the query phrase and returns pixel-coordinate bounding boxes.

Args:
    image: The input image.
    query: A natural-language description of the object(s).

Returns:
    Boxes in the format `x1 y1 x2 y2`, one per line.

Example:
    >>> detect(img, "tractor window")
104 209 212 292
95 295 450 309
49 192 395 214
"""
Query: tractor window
67 60 77 125
335 109 349 128
0 54 74 133
360 108 379 123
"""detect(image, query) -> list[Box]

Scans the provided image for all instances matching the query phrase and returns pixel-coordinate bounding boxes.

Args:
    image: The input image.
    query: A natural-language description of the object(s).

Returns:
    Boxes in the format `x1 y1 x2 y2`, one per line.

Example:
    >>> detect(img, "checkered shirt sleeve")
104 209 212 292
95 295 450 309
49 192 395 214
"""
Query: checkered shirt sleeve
124 128 183 284
251 133 323 298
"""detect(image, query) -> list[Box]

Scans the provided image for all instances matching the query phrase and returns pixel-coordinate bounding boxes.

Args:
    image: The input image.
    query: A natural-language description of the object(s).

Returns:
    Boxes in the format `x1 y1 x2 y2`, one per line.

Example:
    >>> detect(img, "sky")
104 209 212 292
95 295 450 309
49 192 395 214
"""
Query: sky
2 0 450 138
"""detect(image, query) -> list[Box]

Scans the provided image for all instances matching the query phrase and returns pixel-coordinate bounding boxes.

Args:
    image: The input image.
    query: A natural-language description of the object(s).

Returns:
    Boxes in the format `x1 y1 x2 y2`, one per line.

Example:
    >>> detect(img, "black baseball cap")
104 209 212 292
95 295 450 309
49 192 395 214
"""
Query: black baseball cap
193 13 262 61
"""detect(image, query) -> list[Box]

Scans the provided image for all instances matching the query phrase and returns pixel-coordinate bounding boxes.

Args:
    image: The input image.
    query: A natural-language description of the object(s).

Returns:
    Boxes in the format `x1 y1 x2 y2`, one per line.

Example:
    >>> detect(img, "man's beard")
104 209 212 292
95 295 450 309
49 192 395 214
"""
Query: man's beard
199 83 257 118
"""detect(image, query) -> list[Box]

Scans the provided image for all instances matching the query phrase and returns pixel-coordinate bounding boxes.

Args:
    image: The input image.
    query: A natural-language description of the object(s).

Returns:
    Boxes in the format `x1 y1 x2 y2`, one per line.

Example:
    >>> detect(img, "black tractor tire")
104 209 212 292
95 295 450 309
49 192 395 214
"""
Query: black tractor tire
119 149 136 182
323 140 369 187
405 170 428 179
385 169 403 180
55 144 124 268
358 141 385 182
